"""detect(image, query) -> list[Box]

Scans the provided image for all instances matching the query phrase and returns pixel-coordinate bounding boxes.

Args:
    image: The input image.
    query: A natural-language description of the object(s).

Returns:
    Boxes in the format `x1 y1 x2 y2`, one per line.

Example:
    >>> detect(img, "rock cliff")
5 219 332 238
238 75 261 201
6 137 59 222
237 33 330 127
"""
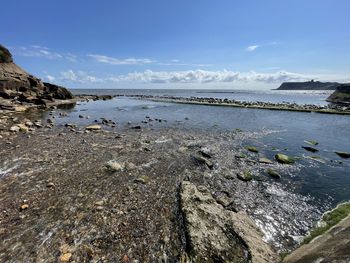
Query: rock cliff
0 44 74 110
326 84 350 104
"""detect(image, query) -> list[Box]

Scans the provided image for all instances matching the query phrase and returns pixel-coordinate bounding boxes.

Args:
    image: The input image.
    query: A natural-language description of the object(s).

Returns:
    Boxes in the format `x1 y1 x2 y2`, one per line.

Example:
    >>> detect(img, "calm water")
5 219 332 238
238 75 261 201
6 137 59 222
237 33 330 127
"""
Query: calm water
72 88 334 105
48 89 350 248
61 90 350 205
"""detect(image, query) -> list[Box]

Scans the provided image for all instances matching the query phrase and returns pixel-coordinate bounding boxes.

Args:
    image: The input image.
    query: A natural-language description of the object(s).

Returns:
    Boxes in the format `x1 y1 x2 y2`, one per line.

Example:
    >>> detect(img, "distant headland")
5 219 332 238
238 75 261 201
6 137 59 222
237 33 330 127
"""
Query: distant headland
275 80 340 90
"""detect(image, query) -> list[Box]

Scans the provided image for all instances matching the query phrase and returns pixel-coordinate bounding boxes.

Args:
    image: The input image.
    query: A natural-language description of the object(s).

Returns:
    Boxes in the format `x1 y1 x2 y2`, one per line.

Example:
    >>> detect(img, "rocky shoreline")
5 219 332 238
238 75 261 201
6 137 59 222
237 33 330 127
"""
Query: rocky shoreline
120 94 350 115
1 95 350 262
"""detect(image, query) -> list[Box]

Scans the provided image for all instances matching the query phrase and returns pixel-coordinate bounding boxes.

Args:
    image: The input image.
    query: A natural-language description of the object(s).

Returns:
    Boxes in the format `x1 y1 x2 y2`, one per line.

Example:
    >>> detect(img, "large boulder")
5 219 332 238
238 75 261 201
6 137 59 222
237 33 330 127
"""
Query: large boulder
0 44 74 107
326 84 350 104
180 181 278 263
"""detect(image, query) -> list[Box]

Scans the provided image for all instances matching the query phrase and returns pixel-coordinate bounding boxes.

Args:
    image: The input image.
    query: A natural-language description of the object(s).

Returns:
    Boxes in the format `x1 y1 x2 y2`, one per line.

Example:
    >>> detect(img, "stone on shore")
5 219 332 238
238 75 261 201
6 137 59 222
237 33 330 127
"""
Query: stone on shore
85 124 101 131
237 170 253 181
180 181 278 263
275 153 295 164
259 157 274 164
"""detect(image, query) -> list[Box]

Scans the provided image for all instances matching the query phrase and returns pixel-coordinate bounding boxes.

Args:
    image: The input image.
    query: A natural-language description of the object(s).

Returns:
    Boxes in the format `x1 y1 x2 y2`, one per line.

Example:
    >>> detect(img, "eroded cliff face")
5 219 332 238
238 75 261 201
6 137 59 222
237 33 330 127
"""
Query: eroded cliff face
0 44 74 109
327 84 350 104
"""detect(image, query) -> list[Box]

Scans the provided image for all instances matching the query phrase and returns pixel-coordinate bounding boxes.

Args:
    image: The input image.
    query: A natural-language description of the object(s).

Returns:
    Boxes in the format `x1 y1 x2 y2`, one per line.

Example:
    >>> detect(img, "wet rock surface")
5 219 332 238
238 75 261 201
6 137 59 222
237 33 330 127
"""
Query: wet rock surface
180 181 278 263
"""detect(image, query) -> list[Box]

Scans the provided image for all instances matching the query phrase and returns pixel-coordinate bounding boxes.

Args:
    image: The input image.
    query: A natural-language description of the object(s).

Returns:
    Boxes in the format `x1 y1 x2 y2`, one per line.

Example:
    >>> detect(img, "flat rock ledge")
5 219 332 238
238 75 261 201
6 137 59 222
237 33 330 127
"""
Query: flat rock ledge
180 181 278 263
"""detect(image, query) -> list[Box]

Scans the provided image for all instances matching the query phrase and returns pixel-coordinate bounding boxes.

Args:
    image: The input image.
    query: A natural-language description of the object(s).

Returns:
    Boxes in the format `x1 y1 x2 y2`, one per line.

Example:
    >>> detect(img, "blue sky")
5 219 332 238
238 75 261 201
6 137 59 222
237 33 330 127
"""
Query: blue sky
2 0 350 89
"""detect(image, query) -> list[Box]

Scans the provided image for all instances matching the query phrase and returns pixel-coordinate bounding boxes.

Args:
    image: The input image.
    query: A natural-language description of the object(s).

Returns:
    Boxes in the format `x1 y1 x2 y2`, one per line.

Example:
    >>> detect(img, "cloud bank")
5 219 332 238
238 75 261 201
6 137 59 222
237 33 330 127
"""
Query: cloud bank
51 69 311 85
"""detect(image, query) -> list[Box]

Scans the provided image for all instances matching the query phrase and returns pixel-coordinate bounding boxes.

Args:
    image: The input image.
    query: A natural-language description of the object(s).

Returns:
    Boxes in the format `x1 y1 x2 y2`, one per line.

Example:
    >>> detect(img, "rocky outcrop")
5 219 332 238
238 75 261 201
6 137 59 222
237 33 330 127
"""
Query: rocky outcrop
0 44 74 110
283 214 350 263
276 81 339 90
180 181 278 263
326 84 350 104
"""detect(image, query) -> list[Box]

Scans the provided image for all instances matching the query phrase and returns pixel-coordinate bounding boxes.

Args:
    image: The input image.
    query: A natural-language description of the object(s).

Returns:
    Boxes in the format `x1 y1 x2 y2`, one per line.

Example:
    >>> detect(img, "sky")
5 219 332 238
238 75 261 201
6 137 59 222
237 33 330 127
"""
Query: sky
2 0 350 89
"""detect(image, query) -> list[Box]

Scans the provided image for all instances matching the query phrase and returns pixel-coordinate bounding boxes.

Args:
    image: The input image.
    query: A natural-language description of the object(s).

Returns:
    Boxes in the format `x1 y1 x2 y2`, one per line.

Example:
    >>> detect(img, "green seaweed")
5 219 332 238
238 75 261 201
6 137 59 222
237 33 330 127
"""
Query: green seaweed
302 201 350 244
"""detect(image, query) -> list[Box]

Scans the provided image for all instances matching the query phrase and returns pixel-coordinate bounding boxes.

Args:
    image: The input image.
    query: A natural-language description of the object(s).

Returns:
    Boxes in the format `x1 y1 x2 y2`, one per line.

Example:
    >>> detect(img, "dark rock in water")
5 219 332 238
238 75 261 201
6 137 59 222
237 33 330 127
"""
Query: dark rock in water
192 154 214 169
180 182 278 263
327 84 350 104
0 44 74 107
276 80 340 90
131 125 142 130
267 168 281 179
245 146 259 153
275 153 295 164
335 151 350 158
302 146 319 153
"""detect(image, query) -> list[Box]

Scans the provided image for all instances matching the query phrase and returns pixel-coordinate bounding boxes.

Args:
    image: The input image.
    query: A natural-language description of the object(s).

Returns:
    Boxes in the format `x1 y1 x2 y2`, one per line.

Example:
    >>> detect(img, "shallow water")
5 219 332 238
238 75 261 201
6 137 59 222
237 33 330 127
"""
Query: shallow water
38 93 350 250
53 96 350 206
72 88 334 105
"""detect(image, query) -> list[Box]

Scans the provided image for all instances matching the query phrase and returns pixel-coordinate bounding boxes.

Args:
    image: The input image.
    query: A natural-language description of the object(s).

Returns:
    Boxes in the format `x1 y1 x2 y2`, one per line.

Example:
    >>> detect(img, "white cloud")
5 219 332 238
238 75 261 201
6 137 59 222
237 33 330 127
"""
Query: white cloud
246 45 260 52
45 75 56 82
10 46 76 61
60 70 103 83
114 69 309 84
87 54 155 65
50 69 350 88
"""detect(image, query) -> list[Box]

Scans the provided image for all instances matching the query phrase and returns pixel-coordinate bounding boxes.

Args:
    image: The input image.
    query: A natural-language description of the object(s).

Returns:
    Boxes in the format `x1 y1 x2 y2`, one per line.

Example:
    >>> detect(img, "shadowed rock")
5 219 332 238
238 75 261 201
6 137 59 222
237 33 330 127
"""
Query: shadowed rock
327 84 350 105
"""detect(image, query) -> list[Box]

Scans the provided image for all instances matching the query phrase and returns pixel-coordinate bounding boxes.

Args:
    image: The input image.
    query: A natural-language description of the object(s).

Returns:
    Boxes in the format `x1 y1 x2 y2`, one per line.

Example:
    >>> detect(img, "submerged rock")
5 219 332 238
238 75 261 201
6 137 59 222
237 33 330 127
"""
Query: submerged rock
267 168 281 179
246 146 259 153
334 151 350 158
302 146 318 153
180 182 278 263
275 153 295 164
